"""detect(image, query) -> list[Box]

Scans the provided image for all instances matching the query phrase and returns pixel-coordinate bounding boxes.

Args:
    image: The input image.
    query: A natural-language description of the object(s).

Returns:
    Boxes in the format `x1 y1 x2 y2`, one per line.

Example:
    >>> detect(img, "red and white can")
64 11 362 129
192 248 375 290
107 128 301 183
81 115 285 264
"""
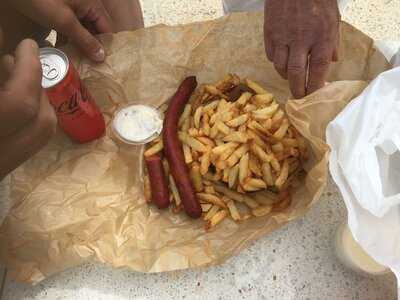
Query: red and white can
39 48 105 143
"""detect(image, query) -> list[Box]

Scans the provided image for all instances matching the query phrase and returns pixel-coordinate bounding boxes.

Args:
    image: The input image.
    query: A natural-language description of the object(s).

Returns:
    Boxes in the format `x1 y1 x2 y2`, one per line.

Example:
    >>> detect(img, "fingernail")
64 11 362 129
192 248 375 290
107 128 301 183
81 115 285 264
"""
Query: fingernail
93 47 105 62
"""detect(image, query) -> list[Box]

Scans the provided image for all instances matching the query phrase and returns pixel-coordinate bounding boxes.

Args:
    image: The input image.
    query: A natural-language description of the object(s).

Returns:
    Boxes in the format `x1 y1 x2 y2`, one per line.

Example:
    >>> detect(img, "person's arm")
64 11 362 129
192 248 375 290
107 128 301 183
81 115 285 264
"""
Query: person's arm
264 0 341 98
0 37 57 180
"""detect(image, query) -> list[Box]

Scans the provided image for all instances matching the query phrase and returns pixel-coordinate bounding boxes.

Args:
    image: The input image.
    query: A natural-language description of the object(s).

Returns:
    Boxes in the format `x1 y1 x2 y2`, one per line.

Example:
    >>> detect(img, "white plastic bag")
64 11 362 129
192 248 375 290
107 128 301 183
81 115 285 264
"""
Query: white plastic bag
327 51 400 280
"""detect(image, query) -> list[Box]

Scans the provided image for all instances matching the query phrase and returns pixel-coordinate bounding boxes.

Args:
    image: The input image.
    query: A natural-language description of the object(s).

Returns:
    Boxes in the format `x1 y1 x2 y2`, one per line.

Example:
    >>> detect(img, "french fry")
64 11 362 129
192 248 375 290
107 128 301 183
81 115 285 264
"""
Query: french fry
217 98 229 113
203 180 213 186
144 175 152 202
200 151 211 175
263 119 273 131
247 129 268 149
179 104 192 126
228 164 240 188
243 103 257 113
205 84 226 98
271 142 284 153
246 178 267 189
169 175 182 206
273 119 289 139
272 109 285 123
188 128 200 137
252 205 272 217
162 159 170 176
197 193 227 208
253 93 274 106
203 100 219 113
282 138 298 147
190 163 203 192
204 205 220 221
236 92 252 107
270 157 281 172
210 123 219 138
198 137 215 148
215 74 234 90
183 144 193 164
248 120 270 135
217 121 231 135
252 103 279 120
227 144 249 167
238 124 247 132
213 183 247 203
158 103 169 114
289 159 300 174
245 78 269 95
194 106 203 129
250 143 273 163
215 159 228 170
212 142 238 155
204 186 216 194
192 150 200 161
181 118 190 132
201 203 212 212
205 210 228 231
240 213 252 221
275 159 289 188
238 153 249 184
226 114 249 127
144 140 164 157
243 197 259 208
185 136 208 152
251 190 279 206
249 155 262 177
262 162 274 186
223 168 229 182
223 132 248 143
226 199 241 221
219 144 239 161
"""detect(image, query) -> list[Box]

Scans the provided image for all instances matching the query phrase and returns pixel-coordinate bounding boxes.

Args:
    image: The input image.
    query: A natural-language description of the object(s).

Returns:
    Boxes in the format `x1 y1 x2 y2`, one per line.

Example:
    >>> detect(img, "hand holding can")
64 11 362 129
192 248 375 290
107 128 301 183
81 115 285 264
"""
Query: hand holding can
39 47 105 143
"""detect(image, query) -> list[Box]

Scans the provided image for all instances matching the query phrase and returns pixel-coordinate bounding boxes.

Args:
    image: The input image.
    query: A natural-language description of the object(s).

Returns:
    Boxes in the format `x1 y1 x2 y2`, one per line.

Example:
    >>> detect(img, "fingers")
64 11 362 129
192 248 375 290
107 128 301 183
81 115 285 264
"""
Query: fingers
0 54 15 83
287 45 309 99
332 32 340 61
273 45 289 79
0 91 57 179
83 3 113 34
57 11 105 62
307 44 333 95
7 39 42 99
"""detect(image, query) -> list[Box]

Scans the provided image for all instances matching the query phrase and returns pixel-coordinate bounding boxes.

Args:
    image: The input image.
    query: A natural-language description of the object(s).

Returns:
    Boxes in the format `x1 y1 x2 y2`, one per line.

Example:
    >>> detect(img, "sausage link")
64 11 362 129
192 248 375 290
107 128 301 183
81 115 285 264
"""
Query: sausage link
145 154 170 209
163 77 202 218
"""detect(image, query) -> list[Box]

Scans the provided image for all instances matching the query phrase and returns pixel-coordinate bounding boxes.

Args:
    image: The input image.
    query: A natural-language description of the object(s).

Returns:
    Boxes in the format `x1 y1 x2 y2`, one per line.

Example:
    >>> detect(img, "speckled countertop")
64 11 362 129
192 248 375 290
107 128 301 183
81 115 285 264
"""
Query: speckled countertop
1 0 400 299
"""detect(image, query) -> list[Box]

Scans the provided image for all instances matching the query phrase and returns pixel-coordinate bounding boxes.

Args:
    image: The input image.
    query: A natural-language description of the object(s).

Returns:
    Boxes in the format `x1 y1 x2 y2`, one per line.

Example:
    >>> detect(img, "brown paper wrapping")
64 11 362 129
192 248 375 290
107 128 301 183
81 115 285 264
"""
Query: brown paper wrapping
0 12 389 284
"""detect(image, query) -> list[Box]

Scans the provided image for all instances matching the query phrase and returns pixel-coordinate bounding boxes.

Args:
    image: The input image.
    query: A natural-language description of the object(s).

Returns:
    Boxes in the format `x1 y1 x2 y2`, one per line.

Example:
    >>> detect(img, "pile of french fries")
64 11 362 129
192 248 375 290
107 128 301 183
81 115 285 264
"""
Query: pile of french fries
144 74 308 231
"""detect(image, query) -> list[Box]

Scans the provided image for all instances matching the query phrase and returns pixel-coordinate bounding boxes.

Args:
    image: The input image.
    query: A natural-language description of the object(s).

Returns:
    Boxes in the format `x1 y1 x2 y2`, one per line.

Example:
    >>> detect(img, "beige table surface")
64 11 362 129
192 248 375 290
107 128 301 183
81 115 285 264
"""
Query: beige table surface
1 0 400 299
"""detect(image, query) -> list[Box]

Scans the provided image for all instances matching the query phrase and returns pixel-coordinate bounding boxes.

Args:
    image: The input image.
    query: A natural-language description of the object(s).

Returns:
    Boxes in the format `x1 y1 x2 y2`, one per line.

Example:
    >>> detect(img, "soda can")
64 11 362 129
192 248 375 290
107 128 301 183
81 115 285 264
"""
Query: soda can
39 47 105 143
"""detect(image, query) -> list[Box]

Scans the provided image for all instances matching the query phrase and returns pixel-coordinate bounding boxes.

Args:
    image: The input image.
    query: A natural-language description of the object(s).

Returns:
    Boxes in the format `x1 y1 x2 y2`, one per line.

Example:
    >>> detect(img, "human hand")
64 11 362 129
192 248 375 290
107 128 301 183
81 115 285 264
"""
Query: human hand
0 39 57 179
264 0 341 98
9 0 113 62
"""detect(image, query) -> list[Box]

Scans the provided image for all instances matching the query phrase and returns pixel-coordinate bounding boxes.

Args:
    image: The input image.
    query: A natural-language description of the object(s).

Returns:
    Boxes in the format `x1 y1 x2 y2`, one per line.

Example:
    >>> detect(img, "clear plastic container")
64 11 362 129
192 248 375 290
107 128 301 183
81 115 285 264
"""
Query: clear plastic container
334 222 390 276
112 104 163 145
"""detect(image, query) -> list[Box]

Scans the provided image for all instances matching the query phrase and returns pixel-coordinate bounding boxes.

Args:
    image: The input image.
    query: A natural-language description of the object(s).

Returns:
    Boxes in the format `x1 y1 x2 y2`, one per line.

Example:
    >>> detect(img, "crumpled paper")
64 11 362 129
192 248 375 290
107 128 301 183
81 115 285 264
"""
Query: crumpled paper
0 12 389 284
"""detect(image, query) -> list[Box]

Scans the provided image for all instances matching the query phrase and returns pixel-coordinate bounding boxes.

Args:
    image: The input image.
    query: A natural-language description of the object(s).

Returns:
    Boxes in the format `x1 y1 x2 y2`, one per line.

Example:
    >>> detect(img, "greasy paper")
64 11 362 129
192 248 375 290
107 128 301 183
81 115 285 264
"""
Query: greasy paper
0 12 389 284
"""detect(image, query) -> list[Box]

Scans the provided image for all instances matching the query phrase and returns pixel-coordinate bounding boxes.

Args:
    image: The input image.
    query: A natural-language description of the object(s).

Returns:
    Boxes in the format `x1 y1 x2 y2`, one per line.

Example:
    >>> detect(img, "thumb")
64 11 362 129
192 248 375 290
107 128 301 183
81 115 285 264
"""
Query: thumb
59 14 105 62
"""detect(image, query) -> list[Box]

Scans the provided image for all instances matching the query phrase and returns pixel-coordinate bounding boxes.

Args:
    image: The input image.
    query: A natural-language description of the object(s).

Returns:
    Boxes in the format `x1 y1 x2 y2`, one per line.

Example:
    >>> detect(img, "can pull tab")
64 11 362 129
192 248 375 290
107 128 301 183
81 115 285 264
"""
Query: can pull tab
41 58 60 80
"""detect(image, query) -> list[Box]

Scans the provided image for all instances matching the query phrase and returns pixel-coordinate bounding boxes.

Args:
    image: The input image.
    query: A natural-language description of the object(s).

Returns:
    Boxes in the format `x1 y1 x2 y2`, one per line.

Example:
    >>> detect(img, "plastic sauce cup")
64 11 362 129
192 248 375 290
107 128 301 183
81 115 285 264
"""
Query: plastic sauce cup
334 222 390 276
112 104 163 145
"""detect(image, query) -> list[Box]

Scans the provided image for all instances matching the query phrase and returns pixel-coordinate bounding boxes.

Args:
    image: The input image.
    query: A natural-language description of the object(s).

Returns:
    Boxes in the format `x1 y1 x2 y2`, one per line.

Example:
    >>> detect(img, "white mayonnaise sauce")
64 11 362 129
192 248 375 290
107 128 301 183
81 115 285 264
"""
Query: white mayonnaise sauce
113 105 163 144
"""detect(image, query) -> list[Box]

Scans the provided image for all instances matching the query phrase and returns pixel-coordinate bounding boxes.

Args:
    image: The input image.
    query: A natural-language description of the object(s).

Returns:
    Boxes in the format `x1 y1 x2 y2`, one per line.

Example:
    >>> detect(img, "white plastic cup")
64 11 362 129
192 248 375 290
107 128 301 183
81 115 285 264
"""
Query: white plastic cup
334 222 390 276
